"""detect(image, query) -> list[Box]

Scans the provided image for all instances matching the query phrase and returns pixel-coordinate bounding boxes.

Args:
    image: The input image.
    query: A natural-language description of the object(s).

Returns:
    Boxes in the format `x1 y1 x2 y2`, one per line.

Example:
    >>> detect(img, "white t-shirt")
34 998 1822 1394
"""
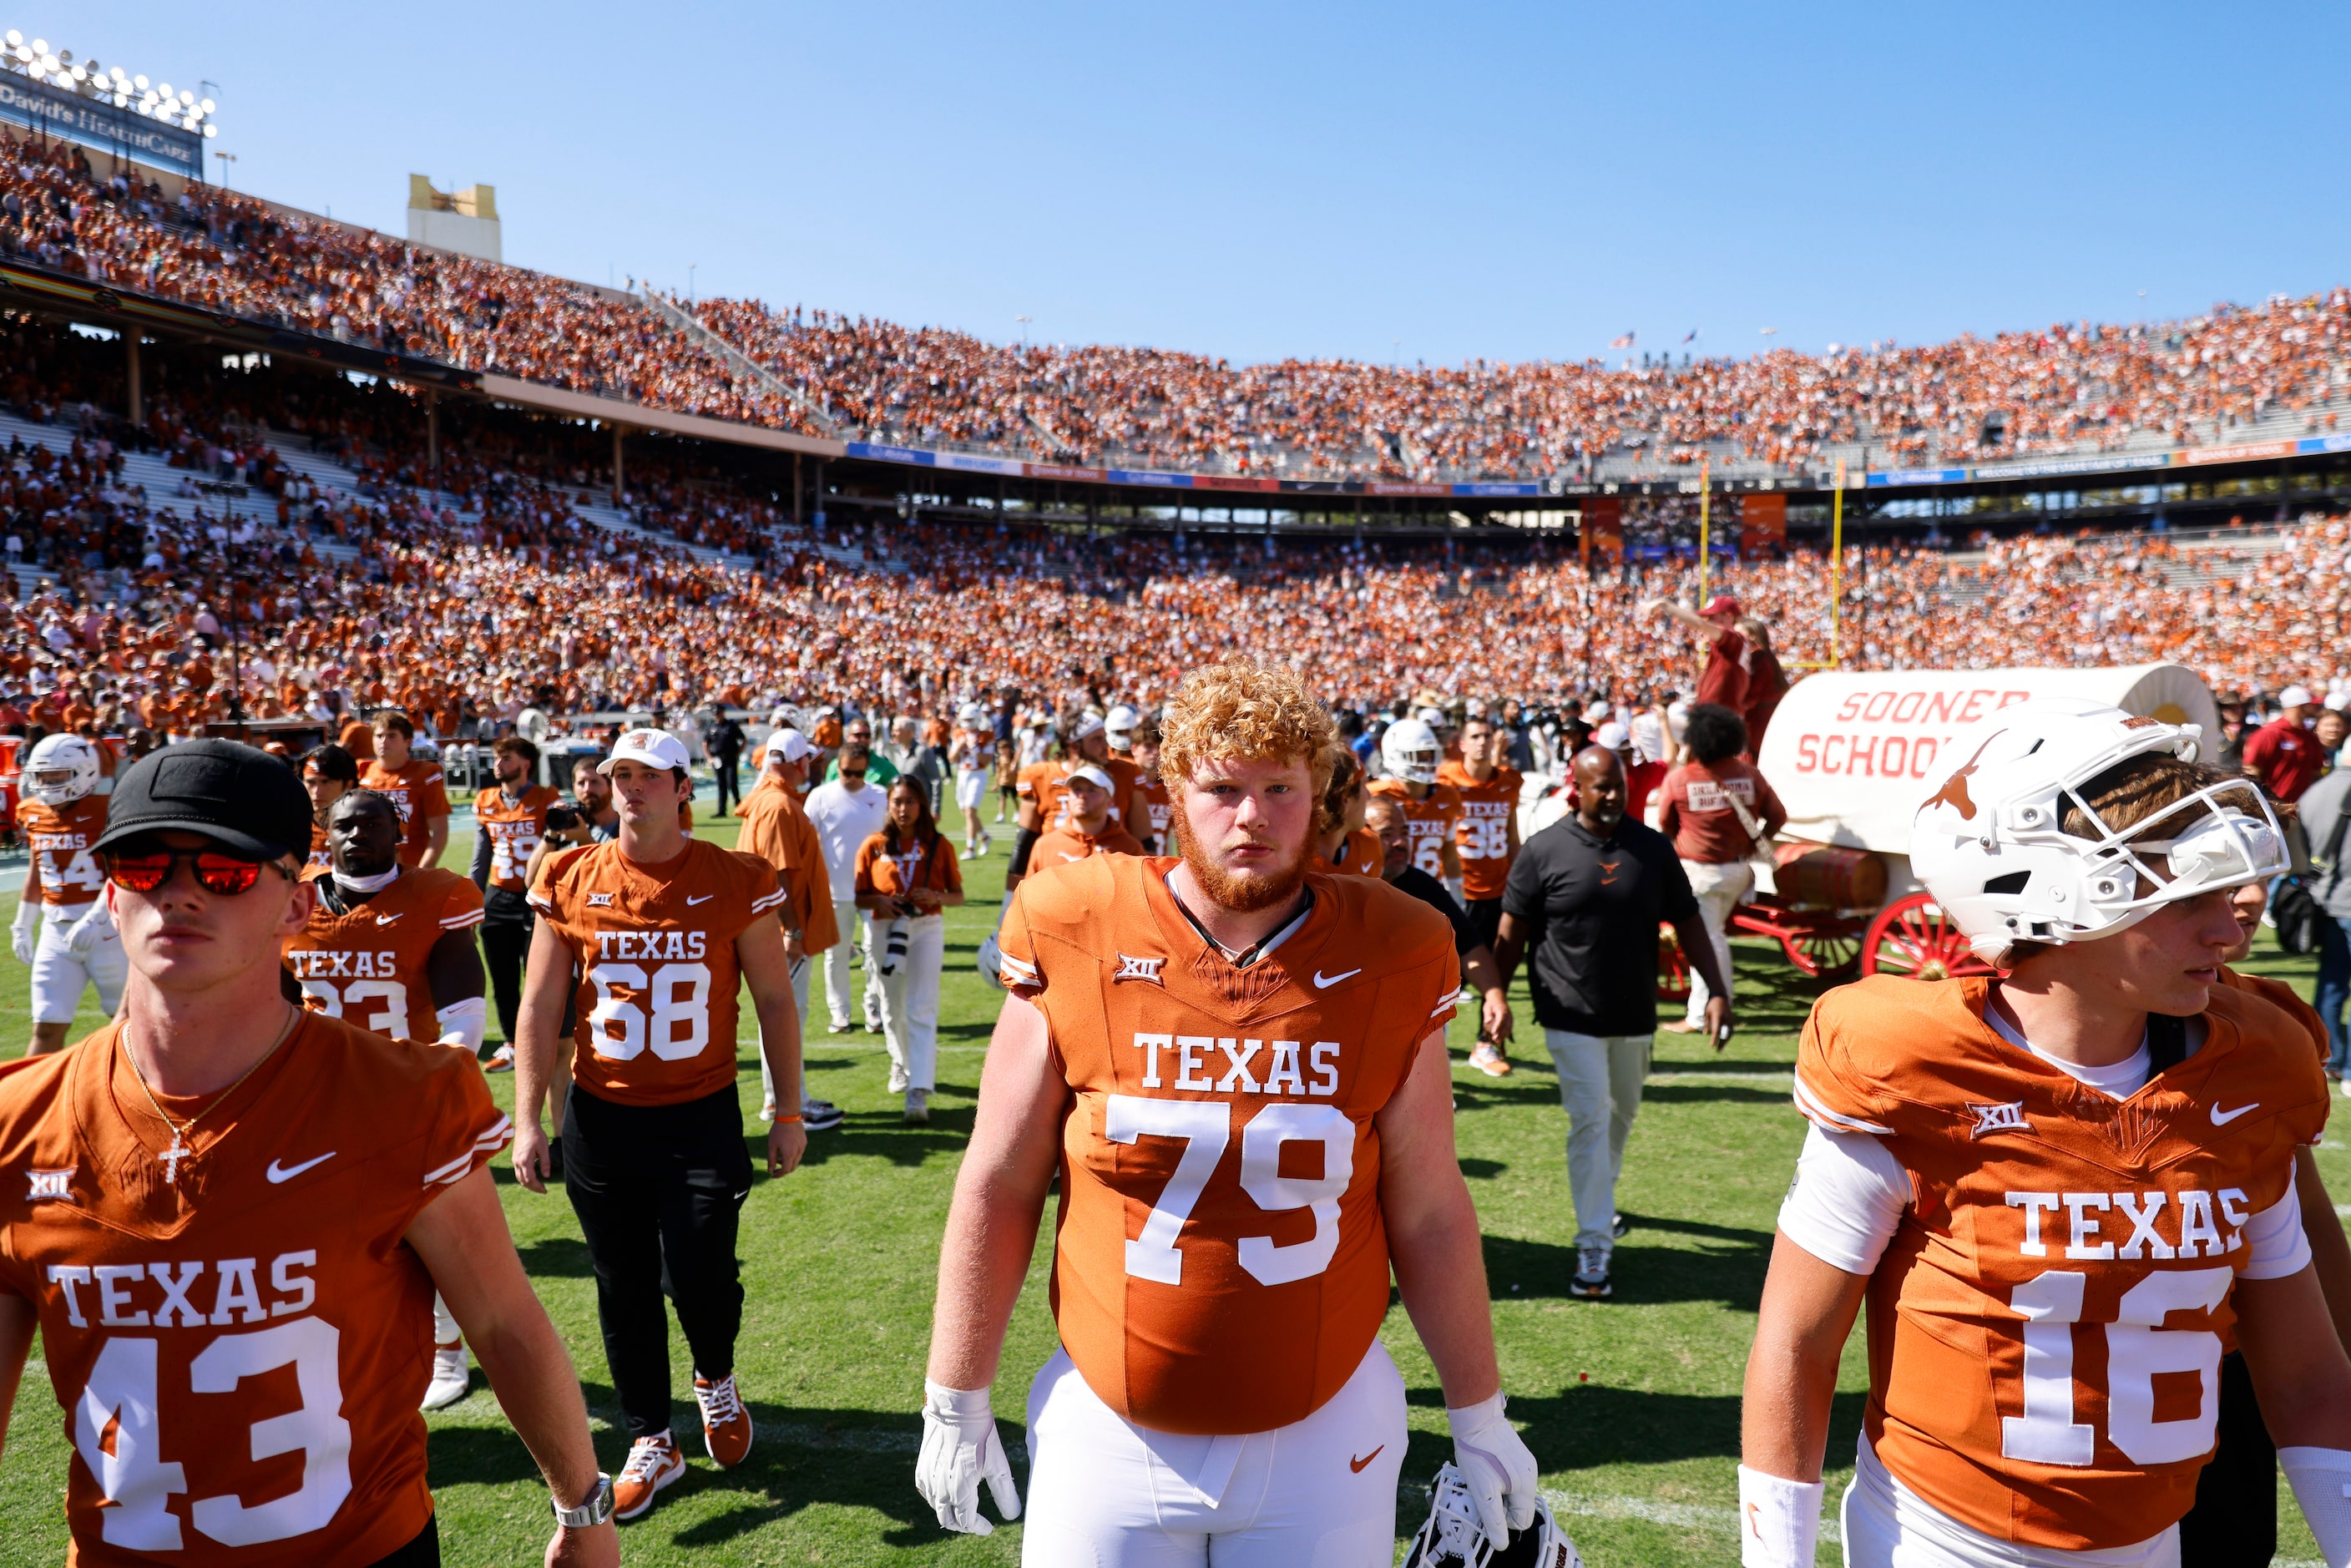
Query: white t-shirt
803 778 891 888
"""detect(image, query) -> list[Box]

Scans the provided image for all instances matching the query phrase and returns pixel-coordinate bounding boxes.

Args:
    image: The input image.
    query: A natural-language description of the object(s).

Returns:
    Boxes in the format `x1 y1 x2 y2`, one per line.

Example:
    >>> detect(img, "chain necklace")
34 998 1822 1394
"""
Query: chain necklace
118 1005 301 1185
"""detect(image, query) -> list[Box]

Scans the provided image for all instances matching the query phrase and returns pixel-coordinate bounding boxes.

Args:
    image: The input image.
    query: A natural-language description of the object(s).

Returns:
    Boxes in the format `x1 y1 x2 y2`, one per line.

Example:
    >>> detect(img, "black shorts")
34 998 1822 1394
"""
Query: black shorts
369 1515 439 1568
2175 1349 2274 1566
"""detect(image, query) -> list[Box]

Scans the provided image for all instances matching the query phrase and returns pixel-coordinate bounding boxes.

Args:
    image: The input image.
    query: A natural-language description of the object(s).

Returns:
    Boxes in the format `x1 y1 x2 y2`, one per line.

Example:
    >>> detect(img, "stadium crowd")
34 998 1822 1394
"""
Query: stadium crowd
10 129 2351 485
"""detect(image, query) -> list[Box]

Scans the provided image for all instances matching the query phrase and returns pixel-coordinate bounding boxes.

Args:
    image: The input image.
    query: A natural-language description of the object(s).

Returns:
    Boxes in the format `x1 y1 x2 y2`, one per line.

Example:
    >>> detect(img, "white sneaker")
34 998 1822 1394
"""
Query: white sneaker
887 1065 910 1095
483 1044 515 1074
420 1342 470 1410
904 1087 930 1125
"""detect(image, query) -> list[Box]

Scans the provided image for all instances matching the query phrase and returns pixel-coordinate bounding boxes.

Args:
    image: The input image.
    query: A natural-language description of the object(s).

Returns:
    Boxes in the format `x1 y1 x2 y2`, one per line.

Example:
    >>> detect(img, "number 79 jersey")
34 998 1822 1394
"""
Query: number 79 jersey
0 1012 513 1566
998 854 1460 1436
1795 975 2328 1550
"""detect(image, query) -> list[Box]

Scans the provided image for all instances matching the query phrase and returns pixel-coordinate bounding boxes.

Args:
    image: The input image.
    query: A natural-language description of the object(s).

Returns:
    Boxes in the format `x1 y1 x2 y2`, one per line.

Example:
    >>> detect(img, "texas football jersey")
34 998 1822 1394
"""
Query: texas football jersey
528 839 784 1106
1795 974 2328 1550
282 868 486 1043
1366 778 1464 879
18 794 108 908
356 759 450 869
306 820 331 877
998 855 1460 1434
473 784 563 893
1312 827 1383 878
0 1011 512 1565
1135 771 1173 844
1437 760 1520 901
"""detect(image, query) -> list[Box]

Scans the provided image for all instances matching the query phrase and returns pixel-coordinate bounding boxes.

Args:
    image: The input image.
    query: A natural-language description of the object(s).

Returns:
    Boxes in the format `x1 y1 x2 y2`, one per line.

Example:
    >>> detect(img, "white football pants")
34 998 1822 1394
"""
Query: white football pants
877 913 943 1094
1543 1029 1651 1252
1681 857 1752 1029
822 898 881 1028
756 953 816 1110
1842 1435 2177 1568
1021 1340 1406 1567
30 904 126 1024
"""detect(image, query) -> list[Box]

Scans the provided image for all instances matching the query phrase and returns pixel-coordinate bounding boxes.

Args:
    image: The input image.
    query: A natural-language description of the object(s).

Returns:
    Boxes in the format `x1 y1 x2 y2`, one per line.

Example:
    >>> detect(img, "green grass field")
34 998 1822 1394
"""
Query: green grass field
0 803 2337 1565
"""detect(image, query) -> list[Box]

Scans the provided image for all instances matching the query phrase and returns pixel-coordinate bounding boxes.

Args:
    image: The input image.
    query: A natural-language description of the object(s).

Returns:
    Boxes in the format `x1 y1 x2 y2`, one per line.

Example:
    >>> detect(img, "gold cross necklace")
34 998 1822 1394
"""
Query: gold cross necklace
118 1005 301 1185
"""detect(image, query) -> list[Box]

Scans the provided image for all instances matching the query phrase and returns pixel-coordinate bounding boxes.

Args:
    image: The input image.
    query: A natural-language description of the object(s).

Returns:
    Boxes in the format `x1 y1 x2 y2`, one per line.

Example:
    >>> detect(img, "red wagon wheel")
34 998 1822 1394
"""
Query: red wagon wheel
1656 923 1691 1003
1779 926 1863 980
1861 893 1999 982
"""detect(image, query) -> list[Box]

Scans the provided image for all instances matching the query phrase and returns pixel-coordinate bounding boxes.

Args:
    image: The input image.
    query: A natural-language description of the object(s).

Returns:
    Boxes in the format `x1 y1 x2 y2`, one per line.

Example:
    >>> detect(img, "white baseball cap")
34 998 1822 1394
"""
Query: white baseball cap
600 727 690 774
765 729 812 763
1594 721 1631 751
1069 713 1106 743
2280 685 2316 709
1066 764 1115 792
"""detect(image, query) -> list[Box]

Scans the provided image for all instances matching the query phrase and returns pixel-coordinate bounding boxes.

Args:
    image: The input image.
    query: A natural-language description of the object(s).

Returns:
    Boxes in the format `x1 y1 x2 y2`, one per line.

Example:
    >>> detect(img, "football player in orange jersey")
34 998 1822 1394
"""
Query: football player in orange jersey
0 740 618 1565
1312 751 1383 878
1025 765 1145 867
1438 716 1521 1077
13 734 125 1057
1007 711 1132 894
1368 716 1466 901
470 736 563 1070
920 655 1541 1564
359 712 451 871
1130 713 1176 855
513 727 807 1521
284 789 493 1415
1741 701 2351 1568
300 743 360 876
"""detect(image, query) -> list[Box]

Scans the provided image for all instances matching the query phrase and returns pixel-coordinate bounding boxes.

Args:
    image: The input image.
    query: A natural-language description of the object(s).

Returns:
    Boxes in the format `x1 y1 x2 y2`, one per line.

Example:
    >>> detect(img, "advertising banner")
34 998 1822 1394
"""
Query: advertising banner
0 73 201 179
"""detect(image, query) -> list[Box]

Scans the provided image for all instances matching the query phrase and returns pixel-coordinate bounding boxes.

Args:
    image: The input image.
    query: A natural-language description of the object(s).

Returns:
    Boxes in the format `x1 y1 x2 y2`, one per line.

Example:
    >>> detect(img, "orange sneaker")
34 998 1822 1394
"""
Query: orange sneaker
612 1430 685 1520
695 1371 753 1468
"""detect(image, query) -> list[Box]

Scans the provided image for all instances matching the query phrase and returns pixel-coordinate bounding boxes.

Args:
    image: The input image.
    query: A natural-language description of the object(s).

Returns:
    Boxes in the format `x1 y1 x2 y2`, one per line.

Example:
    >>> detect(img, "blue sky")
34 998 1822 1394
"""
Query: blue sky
58 3 2351 369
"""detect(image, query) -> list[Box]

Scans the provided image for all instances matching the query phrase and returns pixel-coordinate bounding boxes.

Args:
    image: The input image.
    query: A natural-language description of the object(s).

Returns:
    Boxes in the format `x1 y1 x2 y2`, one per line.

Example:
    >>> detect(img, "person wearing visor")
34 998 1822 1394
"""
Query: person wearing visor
12 732 122 1057
282 788 493 1414
1740 698 2351 1568
0 739 617 1565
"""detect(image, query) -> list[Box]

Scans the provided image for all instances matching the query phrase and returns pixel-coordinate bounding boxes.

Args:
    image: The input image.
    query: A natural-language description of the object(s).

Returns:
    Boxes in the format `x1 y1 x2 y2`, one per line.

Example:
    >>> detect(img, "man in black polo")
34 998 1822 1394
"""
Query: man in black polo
1493 744 1732 1300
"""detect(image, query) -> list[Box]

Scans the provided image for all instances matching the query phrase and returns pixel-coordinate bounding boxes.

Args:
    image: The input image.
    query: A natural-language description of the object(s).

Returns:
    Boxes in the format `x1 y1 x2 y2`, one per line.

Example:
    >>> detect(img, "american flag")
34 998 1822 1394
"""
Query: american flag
1609 331 1635 349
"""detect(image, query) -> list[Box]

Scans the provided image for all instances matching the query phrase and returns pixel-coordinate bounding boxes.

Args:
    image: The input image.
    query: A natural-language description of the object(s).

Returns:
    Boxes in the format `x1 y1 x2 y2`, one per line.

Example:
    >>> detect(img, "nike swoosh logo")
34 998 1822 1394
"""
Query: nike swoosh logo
2211 1102 2259 1125
375 912 402 924
1349 1444 1384 1474
1314 969 1363 989
265 1152 336 1184
687 893 714 906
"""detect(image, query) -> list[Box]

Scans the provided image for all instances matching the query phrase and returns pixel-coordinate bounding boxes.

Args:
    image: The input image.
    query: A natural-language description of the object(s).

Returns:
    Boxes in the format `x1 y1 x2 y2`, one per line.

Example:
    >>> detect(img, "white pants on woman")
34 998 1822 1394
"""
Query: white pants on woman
1681 857 1752 1028
1020 1340 1406 1566
877 913 943 1094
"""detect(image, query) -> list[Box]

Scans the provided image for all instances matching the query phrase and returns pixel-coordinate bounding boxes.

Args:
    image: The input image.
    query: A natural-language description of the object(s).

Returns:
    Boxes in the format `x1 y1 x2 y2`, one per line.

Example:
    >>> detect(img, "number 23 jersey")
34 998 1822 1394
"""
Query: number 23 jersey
1796 975 2328 1550
999 854 1460 1435
0 1012 512 1565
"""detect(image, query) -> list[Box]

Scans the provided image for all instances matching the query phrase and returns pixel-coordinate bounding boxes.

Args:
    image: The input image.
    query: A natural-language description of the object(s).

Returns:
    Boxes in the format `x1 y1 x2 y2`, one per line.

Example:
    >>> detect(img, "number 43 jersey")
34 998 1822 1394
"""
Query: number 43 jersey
1796 975 2329 1551
530 839 784 1106
999 855 1461 1436
0 1011 513 1565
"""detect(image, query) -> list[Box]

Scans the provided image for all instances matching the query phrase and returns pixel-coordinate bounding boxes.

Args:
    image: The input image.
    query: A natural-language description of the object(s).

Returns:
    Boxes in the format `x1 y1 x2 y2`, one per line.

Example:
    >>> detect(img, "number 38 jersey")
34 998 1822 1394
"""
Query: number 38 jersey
999 855 1460 1436
530 839 783 1106
0 1012 513 1566
281 868 485 1043
1796 975 2328 1551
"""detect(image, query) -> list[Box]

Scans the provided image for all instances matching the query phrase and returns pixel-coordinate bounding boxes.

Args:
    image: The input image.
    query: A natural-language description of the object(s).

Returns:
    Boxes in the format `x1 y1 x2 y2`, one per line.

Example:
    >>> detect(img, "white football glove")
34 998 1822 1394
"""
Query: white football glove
10 901 38 966
1448 1392 1538 1542
916 1381 1020 1535
975 931 1007 992
63 903 111 956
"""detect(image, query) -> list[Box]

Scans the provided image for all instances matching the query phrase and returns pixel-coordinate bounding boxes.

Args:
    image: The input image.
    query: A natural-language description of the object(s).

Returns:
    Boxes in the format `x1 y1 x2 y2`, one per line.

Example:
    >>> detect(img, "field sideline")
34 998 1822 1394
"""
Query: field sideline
0 801 2333 1565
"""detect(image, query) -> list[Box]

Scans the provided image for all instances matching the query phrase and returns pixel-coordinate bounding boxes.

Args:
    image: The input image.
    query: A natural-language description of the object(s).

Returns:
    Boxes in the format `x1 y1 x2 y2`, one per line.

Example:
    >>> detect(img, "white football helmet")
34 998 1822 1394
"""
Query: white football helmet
958 703 988 731
1383 717 1443 786
1910 697 2285 964
1404 1462 1582 1568
1105 704 1142 749
23 734 101 807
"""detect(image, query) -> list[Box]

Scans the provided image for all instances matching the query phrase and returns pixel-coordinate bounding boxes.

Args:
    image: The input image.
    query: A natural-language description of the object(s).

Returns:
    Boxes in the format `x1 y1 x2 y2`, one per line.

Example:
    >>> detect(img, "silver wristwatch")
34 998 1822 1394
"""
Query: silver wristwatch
553 1473 615 1528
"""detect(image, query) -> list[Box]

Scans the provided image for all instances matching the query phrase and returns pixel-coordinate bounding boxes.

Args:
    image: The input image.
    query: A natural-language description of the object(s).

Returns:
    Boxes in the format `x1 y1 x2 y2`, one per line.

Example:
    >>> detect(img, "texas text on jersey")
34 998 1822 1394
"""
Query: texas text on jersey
282 868 485 1042
1795 974 2328 1550
475 784 564 894
0 1012 512 1565
1437 759 1519 902
997 854 1459 1434
1367 778 1464 880
18 794 108 908
528 838 784 1106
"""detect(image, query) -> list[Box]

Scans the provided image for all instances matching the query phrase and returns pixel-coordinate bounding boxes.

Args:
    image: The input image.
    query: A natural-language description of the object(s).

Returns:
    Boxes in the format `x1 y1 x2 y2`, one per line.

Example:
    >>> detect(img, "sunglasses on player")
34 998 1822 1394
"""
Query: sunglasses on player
102 842 296 896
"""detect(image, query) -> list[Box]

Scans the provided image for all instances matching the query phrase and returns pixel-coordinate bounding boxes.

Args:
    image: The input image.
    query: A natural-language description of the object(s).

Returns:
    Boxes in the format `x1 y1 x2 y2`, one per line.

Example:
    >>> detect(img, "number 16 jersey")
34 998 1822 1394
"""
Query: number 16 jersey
998 855 1460 1436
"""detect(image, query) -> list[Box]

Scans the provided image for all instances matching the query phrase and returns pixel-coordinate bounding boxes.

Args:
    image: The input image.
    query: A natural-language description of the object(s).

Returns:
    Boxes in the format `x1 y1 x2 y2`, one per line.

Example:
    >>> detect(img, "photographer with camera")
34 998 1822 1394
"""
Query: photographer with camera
854 777 963 1125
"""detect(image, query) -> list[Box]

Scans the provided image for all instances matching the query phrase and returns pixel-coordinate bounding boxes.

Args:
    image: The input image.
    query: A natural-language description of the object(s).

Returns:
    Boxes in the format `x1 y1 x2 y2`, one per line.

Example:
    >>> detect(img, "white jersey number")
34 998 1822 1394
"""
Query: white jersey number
1457 816 1509 862
2000 1266 2230 1467
489 822 539 883
587 962 712 1061
77 1317 352 1550
1104 1095 1354 1288
297 978 411 1041
42 847 104 898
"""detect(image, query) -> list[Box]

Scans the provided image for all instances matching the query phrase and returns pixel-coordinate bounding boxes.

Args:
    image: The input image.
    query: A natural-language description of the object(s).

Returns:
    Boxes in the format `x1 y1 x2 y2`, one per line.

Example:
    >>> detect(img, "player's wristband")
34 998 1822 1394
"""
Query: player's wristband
772 1113 805 1125
2280 1448 2351 1567
1736 1465 1824 1568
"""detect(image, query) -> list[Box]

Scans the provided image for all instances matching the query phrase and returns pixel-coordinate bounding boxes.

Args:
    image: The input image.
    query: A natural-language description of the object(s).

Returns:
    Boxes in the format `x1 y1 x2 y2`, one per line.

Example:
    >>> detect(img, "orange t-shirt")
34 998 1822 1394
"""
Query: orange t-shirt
282 869 486 1042
0 1012 511 1566
1437 761 1520 902
998 856 1460 1434
528 840 784 1107
852 830 966 915
1366 778 1464 879
357 759 450 869
17 794 109 907
338 718 374 760
735 777 839 954
1029 823 1145 867
473 785 563 893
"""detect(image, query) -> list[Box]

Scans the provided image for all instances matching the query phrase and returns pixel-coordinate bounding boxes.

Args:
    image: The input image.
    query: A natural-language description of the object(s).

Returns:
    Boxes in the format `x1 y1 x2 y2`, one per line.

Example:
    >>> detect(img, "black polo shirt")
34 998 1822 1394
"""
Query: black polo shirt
1385 866 1481 958
1501 813 1696 1037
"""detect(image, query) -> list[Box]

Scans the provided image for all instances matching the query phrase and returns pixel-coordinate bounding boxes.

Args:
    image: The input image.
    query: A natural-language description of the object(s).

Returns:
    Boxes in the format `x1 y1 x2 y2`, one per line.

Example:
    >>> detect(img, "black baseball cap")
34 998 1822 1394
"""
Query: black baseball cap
94 739 313 862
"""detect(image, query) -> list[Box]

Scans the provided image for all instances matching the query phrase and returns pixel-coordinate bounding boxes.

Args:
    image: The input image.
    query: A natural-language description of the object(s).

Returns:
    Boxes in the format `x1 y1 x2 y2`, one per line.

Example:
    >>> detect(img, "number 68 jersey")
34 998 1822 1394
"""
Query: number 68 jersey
1795 975 2329 1550
0 1012 513 1565
998 855 1461 1436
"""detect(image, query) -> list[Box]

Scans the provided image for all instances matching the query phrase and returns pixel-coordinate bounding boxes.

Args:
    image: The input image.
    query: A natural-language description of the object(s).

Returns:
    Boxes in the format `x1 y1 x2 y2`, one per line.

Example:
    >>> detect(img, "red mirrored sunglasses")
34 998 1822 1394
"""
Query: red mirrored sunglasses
102 845 292 897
